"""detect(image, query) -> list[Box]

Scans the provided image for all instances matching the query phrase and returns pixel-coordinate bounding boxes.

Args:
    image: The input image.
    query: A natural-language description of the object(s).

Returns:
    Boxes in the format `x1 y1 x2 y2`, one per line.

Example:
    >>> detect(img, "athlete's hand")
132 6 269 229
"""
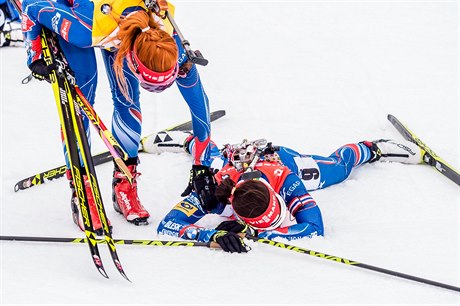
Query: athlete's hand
215 220 258 237
211 231 250 253
29 59 55 82
182 165 218 211
157 0 168 11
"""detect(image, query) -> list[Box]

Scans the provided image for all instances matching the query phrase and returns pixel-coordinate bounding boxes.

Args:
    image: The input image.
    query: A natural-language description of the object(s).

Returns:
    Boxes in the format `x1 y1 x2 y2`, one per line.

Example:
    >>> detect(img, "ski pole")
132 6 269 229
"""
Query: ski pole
73 87 133 183
0 235 211 248
245 236 460 293
4 234 458 292
164 11 208 66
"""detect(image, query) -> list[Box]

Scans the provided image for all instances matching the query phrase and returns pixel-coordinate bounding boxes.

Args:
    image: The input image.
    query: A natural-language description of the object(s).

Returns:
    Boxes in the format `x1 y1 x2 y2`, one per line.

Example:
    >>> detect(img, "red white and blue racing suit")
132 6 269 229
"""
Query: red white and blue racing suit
21 0 212 166
158 142 372 242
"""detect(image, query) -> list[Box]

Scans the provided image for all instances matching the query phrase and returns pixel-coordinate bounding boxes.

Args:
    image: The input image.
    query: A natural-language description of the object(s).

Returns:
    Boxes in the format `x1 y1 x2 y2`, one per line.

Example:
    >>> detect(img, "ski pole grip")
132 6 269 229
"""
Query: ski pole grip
186 49 208 66
164 11 209 66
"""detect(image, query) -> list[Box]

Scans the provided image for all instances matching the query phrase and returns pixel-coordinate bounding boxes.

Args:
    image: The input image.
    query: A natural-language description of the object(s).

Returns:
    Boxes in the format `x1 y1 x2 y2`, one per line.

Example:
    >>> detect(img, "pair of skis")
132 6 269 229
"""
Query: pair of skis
39 29 131 280
8 0 132 281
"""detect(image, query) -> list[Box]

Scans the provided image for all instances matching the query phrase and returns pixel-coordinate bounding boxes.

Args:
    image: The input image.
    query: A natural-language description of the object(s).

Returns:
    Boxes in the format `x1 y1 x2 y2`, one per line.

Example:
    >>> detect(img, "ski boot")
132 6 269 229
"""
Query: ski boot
362 139 424 164
112 160 150 225
0 22 24 47
142 130 193 154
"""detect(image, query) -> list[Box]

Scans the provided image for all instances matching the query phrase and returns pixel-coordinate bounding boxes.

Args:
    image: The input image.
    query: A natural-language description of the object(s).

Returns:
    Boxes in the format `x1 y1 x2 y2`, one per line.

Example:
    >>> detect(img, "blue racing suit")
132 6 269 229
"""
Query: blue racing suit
0 0 20 24
21 0 211 166
158 142 372 242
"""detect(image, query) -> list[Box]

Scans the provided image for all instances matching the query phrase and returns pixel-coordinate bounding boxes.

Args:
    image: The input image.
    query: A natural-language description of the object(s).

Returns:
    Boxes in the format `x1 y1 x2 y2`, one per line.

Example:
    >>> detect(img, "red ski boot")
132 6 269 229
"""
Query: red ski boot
112 164 150 225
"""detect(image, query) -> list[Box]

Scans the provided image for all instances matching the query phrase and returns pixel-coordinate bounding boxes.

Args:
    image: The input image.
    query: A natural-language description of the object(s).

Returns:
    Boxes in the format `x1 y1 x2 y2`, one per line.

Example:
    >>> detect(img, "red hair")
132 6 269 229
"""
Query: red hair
113 11 178 100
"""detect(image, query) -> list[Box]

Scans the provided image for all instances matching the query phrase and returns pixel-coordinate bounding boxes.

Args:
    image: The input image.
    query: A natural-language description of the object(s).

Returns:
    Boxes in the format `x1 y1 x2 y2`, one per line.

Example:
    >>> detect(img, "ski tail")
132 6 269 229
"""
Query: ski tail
387 114 460 186
14 110 226 191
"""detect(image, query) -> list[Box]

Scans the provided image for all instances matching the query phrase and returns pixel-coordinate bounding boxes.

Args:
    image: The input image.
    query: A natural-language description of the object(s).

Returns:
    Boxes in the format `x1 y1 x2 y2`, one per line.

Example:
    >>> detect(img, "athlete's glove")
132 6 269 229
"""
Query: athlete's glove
29 59 55 82
157 0 168 11
181 165 218 211
215 220 258 237
211 231 249 253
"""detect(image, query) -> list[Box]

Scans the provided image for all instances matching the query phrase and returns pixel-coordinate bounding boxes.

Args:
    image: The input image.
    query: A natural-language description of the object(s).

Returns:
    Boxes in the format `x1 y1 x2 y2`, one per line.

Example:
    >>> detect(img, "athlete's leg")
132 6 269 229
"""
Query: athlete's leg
173 32 211 166
278 143 372 191
101 49 149 224
100 49 142 158
311 143 371 189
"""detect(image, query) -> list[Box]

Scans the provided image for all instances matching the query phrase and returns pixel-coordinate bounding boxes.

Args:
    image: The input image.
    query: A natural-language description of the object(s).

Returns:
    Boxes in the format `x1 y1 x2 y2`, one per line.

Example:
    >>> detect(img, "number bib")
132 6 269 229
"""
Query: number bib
293 156 320 190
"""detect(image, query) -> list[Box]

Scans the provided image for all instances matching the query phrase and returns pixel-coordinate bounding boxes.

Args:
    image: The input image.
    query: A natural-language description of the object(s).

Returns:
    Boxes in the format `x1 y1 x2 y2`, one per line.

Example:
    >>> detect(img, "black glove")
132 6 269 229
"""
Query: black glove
212 231 249 253
29 59 55 82
181 165 218 211
215 220 258 237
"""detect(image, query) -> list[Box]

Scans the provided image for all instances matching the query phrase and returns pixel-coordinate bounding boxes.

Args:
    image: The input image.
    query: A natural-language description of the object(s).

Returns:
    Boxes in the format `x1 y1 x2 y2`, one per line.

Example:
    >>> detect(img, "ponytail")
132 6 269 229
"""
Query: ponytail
113 10 178 100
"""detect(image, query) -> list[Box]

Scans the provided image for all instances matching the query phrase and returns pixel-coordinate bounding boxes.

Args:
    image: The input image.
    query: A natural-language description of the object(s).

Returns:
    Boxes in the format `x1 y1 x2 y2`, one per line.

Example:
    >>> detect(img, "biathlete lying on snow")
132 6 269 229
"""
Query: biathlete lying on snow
145 131 424 253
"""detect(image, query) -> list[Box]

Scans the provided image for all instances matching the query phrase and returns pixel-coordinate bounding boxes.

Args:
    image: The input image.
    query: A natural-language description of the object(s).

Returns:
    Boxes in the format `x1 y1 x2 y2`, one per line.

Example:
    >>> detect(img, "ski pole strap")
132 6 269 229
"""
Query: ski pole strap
21 73 33 84
245 236 460 292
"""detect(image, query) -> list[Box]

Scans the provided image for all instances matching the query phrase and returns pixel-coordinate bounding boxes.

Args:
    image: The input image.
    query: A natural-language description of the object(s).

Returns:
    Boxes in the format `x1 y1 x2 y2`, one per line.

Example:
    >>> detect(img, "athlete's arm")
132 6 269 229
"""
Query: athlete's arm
258 173 324 240
157 194 221 243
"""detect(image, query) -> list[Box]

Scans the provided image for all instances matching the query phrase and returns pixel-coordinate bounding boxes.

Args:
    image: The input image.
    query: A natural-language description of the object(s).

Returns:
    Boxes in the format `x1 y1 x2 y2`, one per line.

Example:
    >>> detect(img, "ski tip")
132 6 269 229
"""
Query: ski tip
121 273 132 283
97 267 110 279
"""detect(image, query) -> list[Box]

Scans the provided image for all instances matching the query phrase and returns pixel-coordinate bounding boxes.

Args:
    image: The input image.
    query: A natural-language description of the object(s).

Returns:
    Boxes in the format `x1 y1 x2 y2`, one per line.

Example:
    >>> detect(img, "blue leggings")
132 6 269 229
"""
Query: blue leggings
277 143 372 191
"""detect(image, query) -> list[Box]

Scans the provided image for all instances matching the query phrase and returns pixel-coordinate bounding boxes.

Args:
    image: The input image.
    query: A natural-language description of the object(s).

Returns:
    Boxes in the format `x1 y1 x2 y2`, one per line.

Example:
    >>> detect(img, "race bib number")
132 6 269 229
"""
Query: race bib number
293 156 320 190
173 201 198 217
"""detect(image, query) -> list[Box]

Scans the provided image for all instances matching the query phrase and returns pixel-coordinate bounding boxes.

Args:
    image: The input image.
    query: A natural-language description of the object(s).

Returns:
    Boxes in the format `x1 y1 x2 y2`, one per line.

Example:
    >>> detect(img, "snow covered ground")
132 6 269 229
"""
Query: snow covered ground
1 1 459 305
